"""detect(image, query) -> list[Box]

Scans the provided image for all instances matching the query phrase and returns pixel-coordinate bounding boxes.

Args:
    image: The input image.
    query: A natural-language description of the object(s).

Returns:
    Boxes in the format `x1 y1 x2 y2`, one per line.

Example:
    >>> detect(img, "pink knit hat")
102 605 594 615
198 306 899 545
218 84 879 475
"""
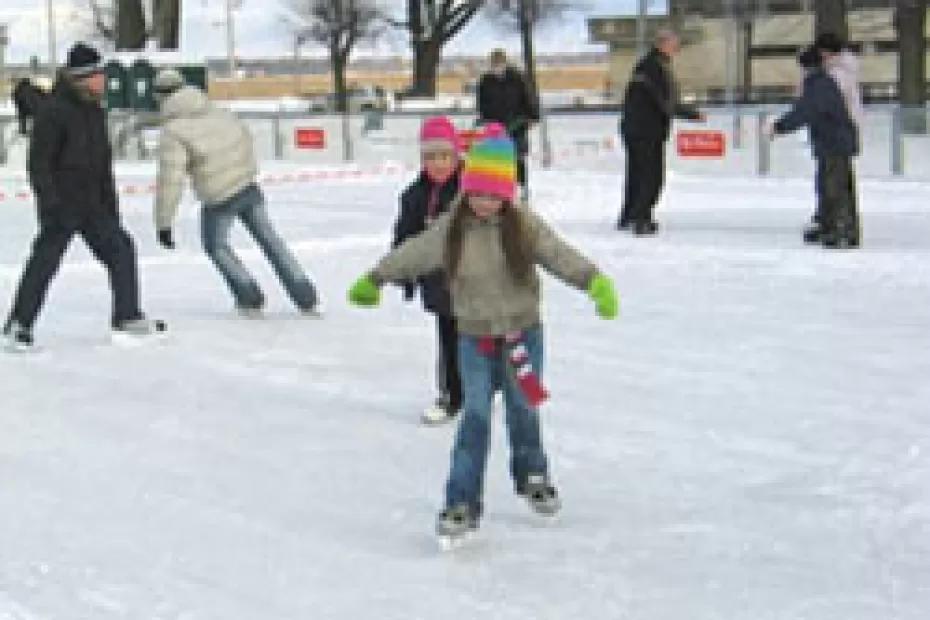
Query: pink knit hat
420 116 460 154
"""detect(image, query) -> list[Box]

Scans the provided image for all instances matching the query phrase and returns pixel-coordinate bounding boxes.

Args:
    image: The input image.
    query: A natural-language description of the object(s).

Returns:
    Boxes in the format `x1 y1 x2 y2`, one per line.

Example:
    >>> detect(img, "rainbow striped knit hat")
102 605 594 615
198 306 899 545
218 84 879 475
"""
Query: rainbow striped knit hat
460 122 517 203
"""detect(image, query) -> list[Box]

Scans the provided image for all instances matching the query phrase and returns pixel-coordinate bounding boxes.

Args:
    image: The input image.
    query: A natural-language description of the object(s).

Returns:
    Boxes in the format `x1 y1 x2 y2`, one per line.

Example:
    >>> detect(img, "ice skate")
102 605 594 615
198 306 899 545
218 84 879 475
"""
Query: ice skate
111 318 168 347
518 474 562 518
2 320 35 353
436 503 478 550
421 394 459 426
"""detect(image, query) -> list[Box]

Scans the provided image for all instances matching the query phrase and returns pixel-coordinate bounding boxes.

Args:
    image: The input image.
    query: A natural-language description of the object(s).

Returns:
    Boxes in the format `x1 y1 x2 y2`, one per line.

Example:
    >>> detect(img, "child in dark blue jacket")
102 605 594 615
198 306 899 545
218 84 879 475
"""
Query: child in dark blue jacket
772 49 861 249
393 117 463 424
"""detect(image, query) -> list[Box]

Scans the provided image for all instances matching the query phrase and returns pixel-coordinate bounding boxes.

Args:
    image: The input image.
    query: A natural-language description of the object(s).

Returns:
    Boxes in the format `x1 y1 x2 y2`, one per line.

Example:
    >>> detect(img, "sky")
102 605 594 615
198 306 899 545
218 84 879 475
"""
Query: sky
0 0 668 64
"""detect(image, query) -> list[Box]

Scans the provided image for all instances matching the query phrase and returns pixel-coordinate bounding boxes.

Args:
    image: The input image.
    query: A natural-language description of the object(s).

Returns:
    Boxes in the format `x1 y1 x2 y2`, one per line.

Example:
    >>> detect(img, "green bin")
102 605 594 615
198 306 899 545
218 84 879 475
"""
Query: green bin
177 65 208 91
104 61 128 110
128 59 156 111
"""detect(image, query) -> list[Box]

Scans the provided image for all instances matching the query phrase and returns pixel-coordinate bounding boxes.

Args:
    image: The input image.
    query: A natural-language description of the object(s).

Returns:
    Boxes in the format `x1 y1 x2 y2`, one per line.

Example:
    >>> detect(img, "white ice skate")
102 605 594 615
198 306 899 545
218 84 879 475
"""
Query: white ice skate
2 321 36 353
236 306 265 320
421 395 458 426
300 305 325 320
111 318 168 347
519 474 562 518
436 504 478 551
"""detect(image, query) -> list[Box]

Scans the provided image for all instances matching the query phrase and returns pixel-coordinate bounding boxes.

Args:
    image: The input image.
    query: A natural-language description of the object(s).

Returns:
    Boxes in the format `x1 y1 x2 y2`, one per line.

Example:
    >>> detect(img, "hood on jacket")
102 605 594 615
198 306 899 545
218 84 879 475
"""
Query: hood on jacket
161 86 211 121
829 49 859 82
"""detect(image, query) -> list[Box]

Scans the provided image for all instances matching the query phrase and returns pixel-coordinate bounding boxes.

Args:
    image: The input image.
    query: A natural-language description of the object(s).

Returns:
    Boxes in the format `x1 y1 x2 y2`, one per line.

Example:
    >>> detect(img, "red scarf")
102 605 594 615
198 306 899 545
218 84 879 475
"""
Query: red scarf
478 332 549 408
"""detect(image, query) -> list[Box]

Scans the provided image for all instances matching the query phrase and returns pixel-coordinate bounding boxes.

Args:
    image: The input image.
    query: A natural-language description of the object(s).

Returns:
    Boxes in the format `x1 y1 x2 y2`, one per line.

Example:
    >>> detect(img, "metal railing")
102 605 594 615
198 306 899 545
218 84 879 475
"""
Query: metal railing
2 105 930 180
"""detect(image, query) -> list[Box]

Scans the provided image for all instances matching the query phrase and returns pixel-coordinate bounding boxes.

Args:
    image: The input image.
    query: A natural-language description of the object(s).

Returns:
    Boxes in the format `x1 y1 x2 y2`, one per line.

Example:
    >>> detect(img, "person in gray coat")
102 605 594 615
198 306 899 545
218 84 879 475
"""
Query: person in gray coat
152 69 319 315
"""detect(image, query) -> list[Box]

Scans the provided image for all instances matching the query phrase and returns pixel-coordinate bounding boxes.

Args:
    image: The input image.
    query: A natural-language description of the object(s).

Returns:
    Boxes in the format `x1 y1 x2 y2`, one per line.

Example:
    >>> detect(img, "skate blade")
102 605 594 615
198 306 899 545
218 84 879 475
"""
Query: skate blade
421 409 457 426
437 531 472 552
3 342 37 354
301 307 325 320
111 330 169 348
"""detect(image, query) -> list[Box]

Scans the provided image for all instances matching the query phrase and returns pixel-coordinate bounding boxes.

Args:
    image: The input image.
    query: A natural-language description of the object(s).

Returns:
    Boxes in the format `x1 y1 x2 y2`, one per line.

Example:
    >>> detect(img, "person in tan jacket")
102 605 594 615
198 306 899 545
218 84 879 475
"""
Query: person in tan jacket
348 124 619 544
153 69 318 315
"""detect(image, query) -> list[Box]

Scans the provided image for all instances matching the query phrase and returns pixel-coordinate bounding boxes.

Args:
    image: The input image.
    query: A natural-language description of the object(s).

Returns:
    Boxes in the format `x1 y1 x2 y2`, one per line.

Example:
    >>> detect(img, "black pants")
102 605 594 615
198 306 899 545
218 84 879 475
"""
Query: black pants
516 155 528 192
820 155 860 241
620 137 666 225
436 314 462 411
8 214 143 331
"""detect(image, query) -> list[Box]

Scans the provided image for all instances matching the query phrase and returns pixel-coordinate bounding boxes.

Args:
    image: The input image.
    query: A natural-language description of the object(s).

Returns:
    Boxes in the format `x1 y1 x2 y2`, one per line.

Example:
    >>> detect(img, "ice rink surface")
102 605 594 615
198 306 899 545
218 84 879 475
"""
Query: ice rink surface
0 164 928 619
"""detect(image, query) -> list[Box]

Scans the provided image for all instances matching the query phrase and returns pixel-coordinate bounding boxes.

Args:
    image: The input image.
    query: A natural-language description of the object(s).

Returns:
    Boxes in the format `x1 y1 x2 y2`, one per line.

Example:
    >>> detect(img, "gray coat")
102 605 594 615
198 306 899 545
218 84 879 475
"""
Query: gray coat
155 87 258 229
372 199 599 337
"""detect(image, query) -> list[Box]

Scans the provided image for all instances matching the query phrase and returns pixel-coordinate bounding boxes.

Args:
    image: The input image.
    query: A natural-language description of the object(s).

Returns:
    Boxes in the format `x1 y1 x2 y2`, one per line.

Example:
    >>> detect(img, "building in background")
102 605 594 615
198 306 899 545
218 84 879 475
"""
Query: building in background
591 0 922 103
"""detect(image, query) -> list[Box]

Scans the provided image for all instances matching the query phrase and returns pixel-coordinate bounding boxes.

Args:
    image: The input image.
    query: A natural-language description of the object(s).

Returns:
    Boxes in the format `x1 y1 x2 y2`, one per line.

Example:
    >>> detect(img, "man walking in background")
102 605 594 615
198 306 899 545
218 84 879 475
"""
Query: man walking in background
152 70 319 317
619 30 704 236
477 49 539 198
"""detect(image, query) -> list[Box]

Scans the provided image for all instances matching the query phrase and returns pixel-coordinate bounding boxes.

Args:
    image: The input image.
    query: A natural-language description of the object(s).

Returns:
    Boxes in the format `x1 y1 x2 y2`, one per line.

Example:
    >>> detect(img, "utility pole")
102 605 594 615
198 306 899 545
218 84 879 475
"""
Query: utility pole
636 0 649 59
226 0 237 78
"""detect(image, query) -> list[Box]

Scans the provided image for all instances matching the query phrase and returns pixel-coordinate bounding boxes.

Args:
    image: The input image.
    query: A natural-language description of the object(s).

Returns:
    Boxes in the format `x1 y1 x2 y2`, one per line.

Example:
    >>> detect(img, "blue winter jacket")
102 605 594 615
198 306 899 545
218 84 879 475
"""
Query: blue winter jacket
774 69 859 158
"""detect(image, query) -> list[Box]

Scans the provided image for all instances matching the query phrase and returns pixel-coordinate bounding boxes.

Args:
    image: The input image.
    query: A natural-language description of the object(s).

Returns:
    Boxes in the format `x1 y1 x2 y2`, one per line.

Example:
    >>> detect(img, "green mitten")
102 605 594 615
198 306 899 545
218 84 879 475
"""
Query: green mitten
588 274 619 320
348 275 381 307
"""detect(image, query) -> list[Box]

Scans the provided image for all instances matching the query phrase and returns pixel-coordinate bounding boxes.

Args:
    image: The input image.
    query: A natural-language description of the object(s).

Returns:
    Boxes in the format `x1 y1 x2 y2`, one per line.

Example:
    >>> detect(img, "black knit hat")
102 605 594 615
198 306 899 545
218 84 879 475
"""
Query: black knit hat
66 43 103 77
814 32 845 54
798 46 821 69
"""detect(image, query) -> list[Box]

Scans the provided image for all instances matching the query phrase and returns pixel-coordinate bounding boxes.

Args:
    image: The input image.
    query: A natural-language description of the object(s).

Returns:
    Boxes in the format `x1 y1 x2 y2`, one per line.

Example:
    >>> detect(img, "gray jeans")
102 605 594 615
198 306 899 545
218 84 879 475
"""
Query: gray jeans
201 184 317 311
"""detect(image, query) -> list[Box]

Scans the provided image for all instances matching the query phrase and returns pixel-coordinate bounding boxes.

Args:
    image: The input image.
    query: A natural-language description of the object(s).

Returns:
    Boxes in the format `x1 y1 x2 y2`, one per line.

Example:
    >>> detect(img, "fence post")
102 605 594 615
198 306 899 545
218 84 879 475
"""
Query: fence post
540 113 552 169
756 110 770 176
272 114 283 161
891 106 903 176
0 120 7 166
732 108 742 150
341 110 353 162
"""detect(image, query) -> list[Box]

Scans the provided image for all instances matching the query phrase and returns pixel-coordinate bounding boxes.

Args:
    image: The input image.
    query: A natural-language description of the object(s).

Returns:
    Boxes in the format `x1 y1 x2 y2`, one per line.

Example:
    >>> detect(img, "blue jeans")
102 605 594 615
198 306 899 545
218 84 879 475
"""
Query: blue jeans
444 326 550 514
201 184 317 310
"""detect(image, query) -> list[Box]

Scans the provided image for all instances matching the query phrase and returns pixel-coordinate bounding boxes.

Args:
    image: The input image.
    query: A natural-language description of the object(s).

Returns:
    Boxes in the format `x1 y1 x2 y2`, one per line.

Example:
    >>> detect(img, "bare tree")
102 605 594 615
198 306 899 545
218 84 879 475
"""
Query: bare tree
87 0 118 43
116 0 148 50
896 0 927 133
486 1 573 103
287 0 385 113
405 1 485 97
87 0 168 50
154 0 182 49
814 0 847 40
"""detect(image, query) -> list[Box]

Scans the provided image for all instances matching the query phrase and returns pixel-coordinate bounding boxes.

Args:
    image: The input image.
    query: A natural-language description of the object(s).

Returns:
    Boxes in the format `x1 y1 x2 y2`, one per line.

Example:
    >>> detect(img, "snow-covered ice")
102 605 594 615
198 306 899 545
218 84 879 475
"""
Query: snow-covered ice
0 164 928 619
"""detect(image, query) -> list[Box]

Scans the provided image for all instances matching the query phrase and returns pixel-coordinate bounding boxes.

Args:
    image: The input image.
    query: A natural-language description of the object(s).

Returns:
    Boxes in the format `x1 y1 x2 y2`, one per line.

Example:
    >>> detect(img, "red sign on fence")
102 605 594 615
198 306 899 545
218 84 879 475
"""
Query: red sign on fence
676 130 726 158
295 128 326 149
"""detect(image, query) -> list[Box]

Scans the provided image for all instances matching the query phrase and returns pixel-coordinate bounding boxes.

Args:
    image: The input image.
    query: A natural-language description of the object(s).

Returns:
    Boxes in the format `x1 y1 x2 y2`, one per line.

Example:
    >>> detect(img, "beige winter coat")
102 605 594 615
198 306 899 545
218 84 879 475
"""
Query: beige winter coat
371 200 599 337
154 86 258 229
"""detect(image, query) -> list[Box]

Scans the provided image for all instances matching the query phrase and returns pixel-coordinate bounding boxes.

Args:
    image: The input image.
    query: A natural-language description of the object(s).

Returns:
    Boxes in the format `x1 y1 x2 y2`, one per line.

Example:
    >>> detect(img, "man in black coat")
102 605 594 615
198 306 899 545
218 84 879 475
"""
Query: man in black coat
770 53 860 249
619 30 704 235
477 49 539 196
3 43 161 349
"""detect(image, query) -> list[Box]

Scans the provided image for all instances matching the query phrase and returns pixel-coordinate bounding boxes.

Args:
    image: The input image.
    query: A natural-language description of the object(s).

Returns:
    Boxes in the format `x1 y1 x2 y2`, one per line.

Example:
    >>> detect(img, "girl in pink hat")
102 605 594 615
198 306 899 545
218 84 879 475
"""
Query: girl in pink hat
391 116 463 424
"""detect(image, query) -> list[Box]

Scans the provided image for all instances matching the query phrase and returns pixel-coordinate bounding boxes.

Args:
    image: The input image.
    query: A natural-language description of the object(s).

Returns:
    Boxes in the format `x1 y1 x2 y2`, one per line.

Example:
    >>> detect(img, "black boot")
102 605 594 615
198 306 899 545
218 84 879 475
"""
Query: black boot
633 220 659 236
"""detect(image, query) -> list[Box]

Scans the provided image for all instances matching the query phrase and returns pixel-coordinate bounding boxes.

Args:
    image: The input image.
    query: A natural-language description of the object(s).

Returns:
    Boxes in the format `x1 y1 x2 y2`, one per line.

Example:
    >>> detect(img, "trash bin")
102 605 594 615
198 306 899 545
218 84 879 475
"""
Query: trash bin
128 59 156 111
177 65 208 91
104 60 129 110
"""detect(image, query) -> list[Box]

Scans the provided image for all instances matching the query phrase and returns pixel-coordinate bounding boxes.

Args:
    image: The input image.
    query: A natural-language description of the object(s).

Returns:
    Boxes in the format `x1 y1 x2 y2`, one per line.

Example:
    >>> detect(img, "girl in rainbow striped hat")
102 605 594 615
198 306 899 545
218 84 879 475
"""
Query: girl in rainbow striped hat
348 123 619 545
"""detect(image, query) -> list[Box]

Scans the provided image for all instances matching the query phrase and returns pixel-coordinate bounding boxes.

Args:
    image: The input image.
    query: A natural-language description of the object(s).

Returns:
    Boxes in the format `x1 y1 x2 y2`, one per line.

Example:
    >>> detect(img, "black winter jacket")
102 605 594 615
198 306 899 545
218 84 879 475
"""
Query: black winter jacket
477 68 540 155
774 69 860 158
392 170 460 316
28 75 119 225
621 47 701 142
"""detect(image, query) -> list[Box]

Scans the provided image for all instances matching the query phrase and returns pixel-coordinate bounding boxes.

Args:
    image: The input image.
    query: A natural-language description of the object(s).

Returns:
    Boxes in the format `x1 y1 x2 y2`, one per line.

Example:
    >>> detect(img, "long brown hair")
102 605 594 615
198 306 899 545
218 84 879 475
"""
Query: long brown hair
444 195 534 283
